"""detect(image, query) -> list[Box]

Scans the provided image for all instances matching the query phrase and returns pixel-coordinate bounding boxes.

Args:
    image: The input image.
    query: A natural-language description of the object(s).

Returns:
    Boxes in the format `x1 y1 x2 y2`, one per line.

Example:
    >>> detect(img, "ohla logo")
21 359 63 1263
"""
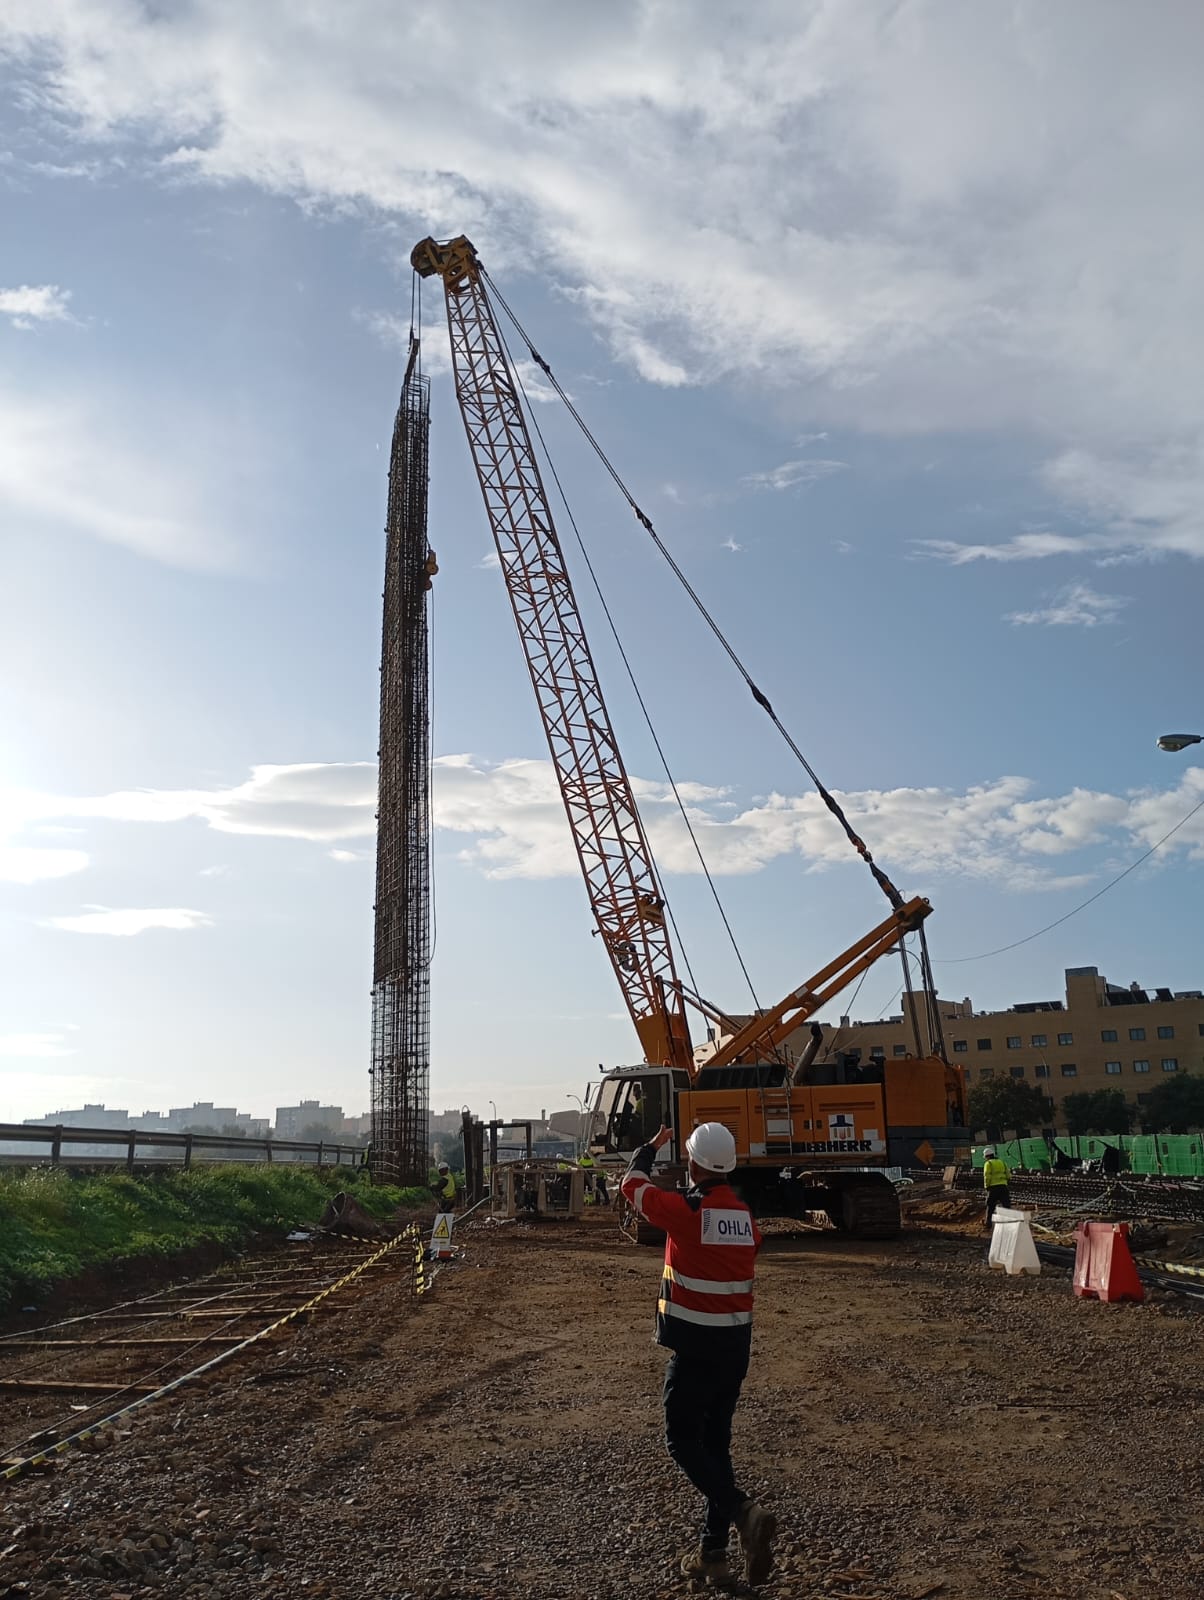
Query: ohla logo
701 1208 754 1244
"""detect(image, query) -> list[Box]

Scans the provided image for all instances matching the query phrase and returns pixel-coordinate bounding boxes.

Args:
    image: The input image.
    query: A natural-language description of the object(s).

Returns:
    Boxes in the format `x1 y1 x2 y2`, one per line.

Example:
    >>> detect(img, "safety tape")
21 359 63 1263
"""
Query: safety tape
1134 1255 1204 1280
2 1222 426 1484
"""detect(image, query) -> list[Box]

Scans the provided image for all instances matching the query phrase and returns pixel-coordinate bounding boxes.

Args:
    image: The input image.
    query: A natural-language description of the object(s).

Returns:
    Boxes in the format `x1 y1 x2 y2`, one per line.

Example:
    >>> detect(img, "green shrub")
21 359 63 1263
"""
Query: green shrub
0 1164 420 1312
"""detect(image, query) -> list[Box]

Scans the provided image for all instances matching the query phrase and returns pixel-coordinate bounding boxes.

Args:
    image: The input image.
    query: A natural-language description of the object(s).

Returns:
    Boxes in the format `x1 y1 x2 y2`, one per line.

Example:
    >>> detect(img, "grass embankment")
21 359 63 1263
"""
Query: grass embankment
0 1165 430 1313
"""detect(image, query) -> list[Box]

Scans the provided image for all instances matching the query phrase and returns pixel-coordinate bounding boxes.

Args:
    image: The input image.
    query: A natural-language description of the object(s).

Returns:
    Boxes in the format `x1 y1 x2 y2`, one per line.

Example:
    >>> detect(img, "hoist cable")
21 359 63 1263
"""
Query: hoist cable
493 308 766 1019
483 269 904 914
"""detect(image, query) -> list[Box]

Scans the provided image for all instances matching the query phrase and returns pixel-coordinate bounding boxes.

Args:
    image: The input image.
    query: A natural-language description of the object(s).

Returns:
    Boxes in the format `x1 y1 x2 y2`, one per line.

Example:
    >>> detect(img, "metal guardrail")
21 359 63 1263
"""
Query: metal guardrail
0 1122 366 1172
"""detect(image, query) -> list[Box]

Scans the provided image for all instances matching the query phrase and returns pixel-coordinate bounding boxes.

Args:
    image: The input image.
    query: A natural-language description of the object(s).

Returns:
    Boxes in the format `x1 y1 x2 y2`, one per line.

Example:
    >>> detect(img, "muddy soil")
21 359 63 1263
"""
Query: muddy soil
2 1209 1202 1599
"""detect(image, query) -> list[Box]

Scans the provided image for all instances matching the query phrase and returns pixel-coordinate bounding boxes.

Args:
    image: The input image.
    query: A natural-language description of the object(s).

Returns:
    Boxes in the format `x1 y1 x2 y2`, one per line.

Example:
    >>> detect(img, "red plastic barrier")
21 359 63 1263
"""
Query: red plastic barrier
1073 1221 1145 1304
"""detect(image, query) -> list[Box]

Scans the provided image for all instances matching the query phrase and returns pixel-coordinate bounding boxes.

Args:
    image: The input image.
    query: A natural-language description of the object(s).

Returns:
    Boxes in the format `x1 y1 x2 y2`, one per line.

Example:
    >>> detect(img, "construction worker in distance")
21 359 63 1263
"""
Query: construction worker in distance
578 1149 597 1205
982 1146 1011 1226
432 1161 457 1210
621 1121 776 1589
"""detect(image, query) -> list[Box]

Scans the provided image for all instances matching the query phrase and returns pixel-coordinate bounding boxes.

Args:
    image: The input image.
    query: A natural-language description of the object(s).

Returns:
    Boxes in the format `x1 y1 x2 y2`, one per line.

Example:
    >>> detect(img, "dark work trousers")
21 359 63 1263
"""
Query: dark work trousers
985 1184 1011 1224
663 1346 751 1553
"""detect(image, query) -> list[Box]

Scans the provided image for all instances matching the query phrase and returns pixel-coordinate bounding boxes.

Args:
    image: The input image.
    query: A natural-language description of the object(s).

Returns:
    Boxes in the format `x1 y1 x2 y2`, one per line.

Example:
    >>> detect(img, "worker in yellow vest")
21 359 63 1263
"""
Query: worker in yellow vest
982 1146 1011 1226
432 1161 457 1210
578 1150 597 1205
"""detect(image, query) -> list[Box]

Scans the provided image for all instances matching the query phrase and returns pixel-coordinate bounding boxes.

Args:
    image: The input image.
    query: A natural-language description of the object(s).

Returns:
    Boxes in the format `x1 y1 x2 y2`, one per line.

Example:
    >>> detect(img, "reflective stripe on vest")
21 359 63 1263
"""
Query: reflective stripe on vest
665 1266 754 1295
657 1298 753 1328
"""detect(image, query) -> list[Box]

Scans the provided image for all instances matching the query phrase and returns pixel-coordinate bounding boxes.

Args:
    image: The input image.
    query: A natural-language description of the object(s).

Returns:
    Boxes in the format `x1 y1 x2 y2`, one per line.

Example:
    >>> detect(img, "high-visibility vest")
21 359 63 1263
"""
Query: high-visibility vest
578 1154 595 1169
438 1172 456 1202
982 1158 1010 1190
620 1165 760 1356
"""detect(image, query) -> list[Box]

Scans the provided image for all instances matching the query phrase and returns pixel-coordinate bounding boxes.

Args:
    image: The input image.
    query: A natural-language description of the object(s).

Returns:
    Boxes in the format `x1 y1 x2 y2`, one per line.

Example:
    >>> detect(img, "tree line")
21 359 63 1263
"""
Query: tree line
967 1073 1204 1140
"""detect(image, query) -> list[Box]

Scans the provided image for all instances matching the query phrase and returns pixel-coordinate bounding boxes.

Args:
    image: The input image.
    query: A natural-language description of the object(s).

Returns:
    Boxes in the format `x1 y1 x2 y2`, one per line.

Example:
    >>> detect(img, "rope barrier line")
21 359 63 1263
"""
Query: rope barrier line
2 1225 427 1485
1133 1255 1204 1280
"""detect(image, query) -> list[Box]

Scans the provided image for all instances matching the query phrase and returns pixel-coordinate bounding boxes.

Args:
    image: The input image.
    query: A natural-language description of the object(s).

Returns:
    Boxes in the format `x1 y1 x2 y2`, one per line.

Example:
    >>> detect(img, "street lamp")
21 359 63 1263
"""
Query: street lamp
1157 733 1203 752
489 1099 498 1125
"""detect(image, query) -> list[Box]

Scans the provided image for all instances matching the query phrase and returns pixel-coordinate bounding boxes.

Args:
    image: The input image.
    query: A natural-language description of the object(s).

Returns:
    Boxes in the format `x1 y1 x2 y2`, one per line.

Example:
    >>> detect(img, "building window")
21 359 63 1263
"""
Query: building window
1057 1032 1073 1047
892 1044 907 1056
1010 1066 1026 1079
870 1046 885 1060
1105 1061 1122 1075
980 1068 995 1079
1031 1033 1047 1048
953 1039 967 1053
1136 1092 1150 1105
977 1038 993 1051
1129 1027 1146 1041
1162 1058 1179 1073
1157 1025 1175 1040
1060 1063 1077 1077
1101 1029 1118 1043
1133 1060 1150 1074
1034 1064 1051 1079
1006 1036 1022 1049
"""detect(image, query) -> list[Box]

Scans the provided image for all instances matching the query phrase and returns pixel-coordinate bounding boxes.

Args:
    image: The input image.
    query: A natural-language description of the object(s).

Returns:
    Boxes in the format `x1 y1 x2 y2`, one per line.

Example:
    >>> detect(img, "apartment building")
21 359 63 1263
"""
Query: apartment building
786 966 1204 1111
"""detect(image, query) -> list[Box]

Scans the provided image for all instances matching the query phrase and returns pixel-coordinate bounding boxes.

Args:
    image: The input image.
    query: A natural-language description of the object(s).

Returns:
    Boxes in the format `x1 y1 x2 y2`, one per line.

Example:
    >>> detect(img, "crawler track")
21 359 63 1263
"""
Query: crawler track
0 1230 424 1482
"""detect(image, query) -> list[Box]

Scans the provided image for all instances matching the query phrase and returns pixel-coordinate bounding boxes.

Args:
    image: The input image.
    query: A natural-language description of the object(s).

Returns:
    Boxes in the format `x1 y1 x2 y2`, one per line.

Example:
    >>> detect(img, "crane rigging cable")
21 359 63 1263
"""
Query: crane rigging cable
481 267 905 916
490 301 765 1026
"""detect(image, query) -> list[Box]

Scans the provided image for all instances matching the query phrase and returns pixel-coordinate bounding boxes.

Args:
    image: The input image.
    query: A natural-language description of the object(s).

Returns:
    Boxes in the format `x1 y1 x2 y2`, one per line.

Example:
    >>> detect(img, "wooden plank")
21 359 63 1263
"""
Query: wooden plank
0 1337 245 1350
0 1379 160 1394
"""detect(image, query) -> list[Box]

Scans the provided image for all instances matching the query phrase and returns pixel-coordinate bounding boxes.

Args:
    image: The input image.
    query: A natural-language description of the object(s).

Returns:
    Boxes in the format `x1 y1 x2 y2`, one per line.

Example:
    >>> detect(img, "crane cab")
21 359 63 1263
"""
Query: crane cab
590 1067 689 1162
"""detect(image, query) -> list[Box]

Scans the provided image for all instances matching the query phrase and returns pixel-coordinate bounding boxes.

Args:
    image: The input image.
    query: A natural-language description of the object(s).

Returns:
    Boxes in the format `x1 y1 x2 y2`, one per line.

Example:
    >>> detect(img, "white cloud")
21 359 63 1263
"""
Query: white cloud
0 283 73 329
43 906 213 936
6 755 1204 893
512 359 563 404
0 383 233 568
355 306 452 375
7 4 1204 561
721 536 743 553
0 844 89 883
1006 582 1129 628
915 530 1088 565
429 755 1204 888
5 764 378 852
741 459 848 493
0 1031 77 1058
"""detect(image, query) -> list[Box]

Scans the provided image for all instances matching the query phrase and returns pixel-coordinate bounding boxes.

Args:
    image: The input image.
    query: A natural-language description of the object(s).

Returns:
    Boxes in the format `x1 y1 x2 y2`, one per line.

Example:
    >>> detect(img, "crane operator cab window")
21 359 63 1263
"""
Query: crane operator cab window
595 1074 672 1155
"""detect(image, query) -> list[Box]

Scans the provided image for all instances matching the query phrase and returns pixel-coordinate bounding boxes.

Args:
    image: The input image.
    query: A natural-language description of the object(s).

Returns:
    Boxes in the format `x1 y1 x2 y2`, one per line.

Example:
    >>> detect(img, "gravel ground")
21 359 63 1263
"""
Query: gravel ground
2 1204 1203 1599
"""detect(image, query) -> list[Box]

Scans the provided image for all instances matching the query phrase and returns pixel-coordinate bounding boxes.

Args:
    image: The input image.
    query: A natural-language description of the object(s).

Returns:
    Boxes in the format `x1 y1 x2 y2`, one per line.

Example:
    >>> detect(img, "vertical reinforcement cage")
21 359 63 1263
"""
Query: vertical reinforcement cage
370 351 433 1186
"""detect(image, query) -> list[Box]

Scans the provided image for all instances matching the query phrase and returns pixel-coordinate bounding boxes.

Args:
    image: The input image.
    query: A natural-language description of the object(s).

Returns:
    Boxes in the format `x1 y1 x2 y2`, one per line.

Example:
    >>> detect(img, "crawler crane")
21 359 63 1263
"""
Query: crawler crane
412 234 966 1238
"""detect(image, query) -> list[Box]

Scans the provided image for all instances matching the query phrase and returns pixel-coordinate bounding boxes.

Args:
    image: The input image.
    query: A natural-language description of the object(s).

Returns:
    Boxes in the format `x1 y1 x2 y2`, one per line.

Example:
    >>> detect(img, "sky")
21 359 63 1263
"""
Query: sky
2 0 1203 1127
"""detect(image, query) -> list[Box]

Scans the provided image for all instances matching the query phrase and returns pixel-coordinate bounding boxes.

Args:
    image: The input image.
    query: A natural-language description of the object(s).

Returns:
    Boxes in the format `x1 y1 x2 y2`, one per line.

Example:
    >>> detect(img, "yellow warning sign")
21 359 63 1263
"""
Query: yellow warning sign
913 1139 935 1166
430 1212 455 1258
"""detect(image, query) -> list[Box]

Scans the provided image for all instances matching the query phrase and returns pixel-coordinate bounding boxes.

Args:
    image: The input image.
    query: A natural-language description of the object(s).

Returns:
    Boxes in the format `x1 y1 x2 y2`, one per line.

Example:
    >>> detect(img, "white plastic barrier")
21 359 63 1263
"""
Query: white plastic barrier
987 1205 1042 1276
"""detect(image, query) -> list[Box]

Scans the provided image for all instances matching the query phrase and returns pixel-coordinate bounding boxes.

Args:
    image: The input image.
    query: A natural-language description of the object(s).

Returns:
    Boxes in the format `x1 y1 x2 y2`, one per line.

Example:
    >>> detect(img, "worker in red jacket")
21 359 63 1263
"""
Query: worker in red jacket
621 1121 776 1588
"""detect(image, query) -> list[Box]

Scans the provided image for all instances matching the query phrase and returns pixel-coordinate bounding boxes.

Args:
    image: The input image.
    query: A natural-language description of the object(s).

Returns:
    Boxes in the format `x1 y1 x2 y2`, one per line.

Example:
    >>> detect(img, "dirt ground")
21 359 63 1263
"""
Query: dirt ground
2 1200 1203 1600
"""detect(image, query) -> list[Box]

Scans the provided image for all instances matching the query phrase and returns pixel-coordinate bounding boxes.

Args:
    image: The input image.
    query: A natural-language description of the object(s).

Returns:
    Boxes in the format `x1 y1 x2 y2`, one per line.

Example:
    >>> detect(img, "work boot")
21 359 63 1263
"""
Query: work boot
735 1499 777 1585
679 1545 733 1585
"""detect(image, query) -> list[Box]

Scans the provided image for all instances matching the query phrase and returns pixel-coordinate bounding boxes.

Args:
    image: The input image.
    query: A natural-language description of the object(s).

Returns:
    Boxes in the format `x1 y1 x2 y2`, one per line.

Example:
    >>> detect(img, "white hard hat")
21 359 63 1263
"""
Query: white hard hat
686 1122 737 1174
437 1161 450 1172
983 1147 996 1159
